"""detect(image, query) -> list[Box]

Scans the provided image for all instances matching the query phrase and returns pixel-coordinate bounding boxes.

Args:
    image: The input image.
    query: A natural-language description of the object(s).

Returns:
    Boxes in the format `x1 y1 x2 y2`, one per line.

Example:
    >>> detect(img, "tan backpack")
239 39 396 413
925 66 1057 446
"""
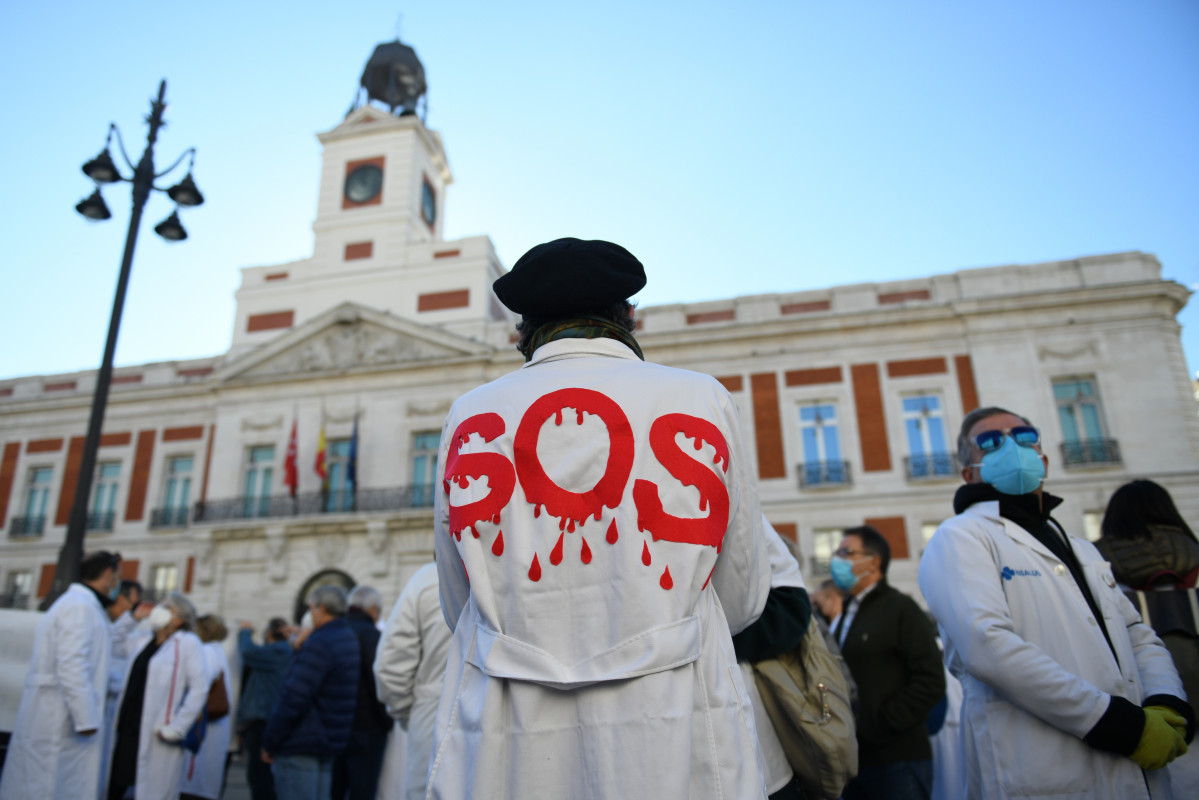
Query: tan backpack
751 616 858 800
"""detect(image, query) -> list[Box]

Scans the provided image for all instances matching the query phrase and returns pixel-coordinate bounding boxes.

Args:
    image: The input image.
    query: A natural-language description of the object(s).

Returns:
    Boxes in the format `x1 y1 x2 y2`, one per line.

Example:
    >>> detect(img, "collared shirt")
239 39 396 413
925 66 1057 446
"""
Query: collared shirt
835 580 879 647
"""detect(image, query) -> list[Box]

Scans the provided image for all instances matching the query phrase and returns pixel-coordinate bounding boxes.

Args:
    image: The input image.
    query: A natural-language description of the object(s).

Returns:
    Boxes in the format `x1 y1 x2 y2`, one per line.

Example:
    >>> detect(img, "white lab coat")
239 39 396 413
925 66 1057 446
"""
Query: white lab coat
0 583 111 800
430 338 771 799
179 642 232 799
919 500 1185 799
108 629 209 800
375 563 454 800
738 520 807 795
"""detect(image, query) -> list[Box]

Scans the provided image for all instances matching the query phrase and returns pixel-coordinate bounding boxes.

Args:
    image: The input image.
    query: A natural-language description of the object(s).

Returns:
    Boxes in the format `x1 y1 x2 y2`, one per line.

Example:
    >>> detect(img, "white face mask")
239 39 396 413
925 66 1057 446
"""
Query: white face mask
147 605 174 632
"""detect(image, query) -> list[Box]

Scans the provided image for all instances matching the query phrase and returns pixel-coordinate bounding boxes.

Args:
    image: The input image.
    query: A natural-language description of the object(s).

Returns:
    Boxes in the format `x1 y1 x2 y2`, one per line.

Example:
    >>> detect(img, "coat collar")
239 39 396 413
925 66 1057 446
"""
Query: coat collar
961 500 1060 561
524 337 641 367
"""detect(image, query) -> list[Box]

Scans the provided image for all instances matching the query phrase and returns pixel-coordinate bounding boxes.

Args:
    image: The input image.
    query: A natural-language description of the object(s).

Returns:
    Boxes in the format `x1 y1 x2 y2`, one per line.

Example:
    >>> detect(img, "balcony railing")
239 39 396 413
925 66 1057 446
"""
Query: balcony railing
0 592 31 610
87 511 115 531
1060 439 1122 467
8 516 45 537
904 452 958 480
798 460 852 489
150 507 190 529
193 485 436 524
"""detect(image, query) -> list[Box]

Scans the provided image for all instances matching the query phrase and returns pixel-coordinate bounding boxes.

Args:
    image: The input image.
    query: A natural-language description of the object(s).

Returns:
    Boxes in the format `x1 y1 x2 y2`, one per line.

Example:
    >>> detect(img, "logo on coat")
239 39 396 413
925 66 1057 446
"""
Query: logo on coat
1001 566 1042 580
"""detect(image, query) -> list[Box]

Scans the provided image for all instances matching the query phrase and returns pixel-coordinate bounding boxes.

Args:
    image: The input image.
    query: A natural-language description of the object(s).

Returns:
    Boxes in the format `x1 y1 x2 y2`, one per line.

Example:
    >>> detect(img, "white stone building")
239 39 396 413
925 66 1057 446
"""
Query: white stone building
2 50 1197 622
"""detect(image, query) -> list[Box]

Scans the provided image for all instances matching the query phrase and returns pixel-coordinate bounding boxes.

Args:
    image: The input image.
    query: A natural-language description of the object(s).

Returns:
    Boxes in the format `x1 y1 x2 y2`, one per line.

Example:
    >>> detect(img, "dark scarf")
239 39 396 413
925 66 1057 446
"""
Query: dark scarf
954 483 1120 665
525 316 644 362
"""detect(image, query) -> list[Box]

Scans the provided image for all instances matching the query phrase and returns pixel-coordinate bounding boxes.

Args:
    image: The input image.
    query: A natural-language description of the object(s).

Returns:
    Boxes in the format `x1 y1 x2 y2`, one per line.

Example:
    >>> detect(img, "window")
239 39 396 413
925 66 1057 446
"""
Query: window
243 446 274 518
810 528 842 575
1 570 32 609
1082 511 1103 542
902 394 954 478
88 462 120 531
1054 377 1120 465
325 439 354 512
411 432 440 507
12 467 52 536
797 403 848 486
153 455 193 528
147 564 178 603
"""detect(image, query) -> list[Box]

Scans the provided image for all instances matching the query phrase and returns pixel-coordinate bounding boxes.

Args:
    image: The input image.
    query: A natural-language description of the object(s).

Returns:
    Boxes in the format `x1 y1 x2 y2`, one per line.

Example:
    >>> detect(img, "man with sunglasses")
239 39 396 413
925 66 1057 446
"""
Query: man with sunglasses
919 406 1194 799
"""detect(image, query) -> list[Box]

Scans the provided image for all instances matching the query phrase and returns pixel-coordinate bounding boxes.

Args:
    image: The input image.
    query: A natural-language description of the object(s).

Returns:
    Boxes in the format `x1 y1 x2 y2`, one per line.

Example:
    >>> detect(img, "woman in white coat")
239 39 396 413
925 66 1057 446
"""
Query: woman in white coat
106 592 208 800
179 615 232 800
374 562 454 800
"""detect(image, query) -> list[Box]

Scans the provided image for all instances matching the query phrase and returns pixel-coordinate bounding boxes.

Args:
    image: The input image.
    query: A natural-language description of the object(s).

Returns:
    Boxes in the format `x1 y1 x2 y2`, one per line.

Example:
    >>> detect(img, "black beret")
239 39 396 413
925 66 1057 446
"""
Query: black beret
493 238 646 317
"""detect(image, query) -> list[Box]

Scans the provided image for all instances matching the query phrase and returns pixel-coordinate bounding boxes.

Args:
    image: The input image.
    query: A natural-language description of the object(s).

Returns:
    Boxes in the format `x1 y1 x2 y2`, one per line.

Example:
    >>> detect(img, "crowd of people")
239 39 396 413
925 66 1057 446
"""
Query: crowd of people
2 237 1198 799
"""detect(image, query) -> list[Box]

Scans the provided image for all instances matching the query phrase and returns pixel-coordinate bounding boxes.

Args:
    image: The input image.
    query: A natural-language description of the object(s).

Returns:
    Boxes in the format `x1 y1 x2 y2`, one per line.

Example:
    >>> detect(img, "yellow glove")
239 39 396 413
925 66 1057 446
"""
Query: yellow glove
1131 706 1189 771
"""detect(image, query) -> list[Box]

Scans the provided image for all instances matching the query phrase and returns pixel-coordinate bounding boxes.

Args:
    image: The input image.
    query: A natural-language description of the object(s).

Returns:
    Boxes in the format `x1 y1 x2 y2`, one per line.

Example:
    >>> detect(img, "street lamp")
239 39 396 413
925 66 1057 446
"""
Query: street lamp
42 79 204 609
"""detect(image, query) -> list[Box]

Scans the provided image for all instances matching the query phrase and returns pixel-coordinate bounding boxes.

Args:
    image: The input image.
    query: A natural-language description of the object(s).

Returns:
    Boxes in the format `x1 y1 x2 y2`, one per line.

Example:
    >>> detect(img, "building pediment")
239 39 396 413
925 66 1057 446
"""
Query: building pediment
217 303 490 382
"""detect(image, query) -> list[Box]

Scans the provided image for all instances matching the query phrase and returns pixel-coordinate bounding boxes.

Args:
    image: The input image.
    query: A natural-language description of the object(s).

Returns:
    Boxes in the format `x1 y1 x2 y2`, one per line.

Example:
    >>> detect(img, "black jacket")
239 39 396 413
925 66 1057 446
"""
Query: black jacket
835 580 945 768
345 608 393 734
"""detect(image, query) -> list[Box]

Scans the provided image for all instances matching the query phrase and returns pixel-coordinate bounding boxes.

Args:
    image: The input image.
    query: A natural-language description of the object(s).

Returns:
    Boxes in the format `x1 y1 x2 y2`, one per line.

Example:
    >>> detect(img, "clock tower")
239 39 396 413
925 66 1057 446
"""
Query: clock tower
229 40 511 357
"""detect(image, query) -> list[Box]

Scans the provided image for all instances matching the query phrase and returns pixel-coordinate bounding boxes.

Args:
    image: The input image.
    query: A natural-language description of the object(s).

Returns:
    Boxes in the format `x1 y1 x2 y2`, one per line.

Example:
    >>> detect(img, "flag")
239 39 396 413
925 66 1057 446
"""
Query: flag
315 421 327 486
284 421 298 497
347 414 359 490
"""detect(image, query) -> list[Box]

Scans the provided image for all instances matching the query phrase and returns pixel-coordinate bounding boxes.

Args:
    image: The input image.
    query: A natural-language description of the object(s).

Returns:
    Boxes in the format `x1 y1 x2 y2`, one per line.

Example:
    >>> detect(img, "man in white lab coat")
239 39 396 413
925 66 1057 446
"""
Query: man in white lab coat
374 562 454 800
0 550 122 800
429 238 771 799
919 406 1193 799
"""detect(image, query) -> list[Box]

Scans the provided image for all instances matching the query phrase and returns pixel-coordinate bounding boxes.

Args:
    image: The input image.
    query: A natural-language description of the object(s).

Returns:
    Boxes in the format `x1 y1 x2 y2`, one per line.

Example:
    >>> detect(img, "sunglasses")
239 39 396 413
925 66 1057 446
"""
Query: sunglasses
975 426 1039 453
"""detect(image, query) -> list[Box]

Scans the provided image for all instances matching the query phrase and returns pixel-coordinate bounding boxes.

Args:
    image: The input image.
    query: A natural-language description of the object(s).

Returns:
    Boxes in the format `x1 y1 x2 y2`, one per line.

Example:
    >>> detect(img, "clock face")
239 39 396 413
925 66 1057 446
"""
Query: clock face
421 180 436 226
344 164 383 204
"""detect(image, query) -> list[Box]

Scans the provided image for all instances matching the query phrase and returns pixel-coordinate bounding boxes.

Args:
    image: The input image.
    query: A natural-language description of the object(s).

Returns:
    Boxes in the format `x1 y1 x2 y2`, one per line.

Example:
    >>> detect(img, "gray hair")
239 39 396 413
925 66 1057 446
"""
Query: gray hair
308 585 348 617
956 406 1035 468
347 585 382 613
162 592 197 632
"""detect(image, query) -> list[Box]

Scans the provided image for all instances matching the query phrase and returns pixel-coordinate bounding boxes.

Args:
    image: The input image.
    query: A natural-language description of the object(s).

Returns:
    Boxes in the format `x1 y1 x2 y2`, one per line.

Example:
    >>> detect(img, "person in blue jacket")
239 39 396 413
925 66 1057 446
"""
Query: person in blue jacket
261 585 359 800
236 616 293 800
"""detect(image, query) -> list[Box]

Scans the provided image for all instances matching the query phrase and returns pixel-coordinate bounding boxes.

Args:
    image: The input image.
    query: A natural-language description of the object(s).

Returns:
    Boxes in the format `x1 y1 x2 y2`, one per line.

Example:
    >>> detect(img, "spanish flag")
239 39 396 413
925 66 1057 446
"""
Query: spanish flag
314 422 327 486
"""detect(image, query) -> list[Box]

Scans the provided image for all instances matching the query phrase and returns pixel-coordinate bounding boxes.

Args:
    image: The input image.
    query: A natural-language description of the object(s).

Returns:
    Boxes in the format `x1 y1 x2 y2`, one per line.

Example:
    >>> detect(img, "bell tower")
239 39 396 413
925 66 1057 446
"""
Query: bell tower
228 39 512 358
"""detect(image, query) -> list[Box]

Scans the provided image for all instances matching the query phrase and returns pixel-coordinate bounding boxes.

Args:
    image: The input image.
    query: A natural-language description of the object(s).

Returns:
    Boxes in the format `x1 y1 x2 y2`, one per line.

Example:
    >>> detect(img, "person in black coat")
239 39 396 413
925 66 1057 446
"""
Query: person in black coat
331 585 394 800
262 585 359 800
831 525 945 800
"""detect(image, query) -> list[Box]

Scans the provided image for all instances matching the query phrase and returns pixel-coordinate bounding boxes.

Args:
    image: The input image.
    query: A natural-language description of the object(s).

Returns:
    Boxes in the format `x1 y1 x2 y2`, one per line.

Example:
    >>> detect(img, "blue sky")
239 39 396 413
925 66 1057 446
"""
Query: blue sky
1 0 1196 380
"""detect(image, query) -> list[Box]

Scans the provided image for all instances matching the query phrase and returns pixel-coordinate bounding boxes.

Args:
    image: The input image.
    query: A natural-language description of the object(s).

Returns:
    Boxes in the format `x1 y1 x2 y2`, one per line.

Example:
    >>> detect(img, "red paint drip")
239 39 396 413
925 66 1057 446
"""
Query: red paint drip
576 409 584 425
558 516 568 531
554 409 563 425
534 504 542 518
694 437 703 451
529 554 541 582
470 525 480 539
567 518 576 533
702 566 715 590
550 532 565 565
699 495 709 512
642 541 652 566
492 530 504 556
581 536 592 564
660 566 674 590
606 520 619 544
492 513 501 525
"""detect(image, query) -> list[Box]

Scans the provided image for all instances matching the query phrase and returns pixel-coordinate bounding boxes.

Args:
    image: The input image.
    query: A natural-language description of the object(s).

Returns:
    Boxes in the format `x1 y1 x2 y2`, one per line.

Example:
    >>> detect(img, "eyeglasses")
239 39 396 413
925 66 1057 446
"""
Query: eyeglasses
834 547 867 559
975 426 1039 453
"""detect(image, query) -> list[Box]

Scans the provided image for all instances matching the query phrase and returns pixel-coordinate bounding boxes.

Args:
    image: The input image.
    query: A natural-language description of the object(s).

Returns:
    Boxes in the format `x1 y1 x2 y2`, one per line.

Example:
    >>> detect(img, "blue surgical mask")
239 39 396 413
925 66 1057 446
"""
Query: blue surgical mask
977 435 1045 495
829 556 860 592
109 584 121 602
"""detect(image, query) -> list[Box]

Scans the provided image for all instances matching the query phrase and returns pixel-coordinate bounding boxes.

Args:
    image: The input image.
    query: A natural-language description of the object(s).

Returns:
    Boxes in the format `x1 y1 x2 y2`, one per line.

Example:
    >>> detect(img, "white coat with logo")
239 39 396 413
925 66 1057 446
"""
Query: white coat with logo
0 583 111 800
919 500 1185 799
375 562 454 800
108 629 208 800
429 338 771 799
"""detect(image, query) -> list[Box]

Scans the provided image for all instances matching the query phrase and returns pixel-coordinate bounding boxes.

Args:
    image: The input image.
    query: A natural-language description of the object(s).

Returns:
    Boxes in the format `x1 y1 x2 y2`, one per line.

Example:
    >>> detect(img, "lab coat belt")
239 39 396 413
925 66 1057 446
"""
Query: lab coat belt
466 615 701 690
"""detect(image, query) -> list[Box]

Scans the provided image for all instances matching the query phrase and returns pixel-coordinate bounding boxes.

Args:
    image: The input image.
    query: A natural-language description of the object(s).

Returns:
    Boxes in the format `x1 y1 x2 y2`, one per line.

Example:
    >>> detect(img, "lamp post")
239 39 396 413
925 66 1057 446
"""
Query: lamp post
41 80 204 609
